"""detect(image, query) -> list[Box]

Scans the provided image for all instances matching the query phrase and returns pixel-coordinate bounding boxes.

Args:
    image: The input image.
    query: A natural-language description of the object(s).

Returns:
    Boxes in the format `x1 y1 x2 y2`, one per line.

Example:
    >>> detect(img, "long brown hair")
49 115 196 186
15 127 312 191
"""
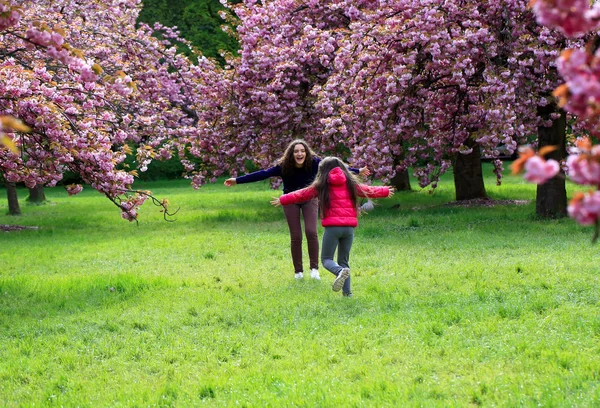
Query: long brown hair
311 156 360 216
278 139 315 175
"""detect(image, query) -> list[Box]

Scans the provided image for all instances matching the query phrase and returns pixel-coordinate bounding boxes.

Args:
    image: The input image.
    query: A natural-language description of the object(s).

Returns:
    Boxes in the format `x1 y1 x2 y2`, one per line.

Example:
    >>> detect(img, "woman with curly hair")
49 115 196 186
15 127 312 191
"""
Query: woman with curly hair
225 140 369 280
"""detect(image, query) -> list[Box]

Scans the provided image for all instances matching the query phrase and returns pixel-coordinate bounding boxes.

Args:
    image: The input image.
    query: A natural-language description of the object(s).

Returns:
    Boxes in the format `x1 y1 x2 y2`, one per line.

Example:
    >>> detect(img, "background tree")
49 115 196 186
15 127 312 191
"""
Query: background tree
0 0 227 221
139 0 241 64
218 0 567 205
1 115 28 215
197 0 379 185
27 185 46 204
317 1 570 204
535 103 567 217
4 179 21 215
515 0 600 239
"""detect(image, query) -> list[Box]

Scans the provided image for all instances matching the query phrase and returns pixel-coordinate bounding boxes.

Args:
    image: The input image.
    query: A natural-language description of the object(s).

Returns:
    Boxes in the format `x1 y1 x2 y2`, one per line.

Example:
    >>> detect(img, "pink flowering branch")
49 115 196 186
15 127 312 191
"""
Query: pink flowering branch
526 1 600 240
511 145 561 184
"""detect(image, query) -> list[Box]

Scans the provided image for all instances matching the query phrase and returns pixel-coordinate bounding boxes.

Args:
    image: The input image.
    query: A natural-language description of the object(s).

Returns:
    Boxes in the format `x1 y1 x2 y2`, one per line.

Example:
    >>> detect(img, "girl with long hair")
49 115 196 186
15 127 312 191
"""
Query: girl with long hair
271 157 394 296
225 140 369 280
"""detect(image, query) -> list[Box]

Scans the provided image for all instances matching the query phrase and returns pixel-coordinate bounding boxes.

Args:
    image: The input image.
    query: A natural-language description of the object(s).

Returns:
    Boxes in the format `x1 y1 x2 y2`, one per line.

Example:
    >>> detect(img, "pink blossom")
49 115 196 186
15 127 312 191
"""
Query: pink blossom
566 154 600 186
568 192 600 226
0 6 21 31
66 184 83 195
531 0 600 38
523 156 560 184
121 209 137 221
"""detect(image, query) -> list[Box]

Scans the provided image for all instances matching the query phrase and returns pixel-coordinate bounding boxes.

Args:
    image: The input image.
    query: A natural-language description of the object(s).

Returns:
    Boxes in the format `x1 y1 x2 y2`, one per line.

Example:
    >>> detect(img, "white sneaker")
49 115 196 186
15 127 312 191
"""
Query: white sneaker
332 268 349 292
310 268 321 280
295 272 304 279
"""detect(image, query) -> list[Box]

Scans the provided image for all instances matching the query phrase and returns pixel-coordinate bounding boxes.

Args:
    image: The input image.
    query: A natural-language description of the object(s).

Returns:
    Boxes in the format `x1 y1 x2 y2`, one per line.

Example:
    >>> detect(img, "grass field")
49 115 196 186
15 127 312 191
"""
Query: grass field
1 166 599 406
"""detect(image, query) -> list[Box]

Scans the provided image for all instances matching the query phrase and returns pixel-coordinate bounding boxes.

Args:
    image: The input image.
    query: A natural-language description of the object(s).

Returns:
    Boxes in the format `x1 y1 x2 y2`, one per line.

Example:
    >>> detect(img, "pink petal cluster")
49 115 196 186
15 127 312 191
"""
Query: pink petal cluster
65 183 83 196
554 48 600 120
531 0 600 37
568 192 600 225
0 2 21 31
523 156 560 184
566 150 600 186
532 1 600 231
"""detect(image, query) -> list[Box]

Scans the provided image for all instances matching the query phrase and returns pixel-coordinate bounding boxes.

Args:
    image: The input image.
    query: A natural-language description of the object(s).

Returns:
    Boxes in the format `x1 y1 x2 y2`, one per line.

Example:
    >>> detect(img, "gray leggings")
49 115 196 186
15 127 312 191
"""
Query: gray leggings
321 226 354 294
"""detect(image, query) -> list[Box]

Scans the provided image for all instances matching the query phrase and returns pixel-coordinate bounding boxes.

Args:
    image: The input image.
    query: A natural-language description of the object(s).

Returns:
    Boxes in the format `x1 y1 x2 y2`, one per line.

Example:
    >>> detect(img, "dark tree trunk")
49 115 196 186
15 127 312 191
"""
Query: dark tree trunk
452 138 487 201
390 154 412 191
390 169 412 191
6 181 21 215
536 105 567 218
27 184 46 203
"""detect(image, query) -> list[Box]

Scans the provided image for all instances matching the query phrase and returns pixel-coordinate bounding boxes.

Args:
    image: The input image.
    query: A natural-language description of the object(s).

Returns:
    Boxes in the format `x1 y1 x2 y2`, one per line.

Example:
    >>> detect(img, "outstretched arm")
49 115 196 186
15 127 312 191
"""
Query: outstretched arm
224 165 282 187
357 184 394 199
271 186 318 206
358 166 371 178
347 164 370 178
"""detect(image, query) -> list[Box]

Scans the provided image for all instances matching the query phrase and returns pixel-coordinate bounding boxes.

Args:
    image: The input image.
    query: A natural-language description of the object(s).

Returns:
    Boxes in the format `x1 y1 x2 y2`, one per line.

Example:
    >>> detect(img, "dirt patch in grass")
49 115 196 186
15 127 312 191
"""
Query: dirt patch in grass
393 198 531 211
0 224 38 232
444 198 530 207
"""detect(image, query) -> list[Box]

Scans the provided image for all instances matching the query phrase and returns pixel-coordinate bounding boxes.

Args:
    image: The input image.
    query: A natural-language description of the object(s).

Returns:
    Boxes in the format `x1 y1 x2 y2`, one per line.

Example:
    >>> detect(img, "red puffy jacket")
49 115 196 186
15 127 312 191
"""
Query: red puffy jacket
279 167 391 227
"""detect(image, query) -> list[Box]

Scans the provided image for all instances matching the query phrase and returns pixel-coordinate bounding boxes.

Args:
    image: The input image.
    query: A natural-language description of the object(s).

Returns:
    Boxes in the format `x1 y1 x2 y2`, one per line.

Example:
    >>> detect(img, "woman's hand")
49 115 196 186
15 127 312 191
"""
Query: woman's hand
388 187 396 198
270 197 282 207
224 178 237 187
359 166 371 178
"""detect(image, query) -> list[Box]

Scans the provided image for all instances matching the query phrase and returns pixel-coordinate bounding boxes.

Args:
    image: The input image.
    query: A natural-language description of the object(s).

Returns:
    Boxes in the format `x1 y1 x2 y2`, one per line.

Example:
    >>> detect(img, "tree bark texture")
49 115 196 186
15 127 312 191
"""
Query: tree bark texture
27 185 46 203
6 181 21 215
536 105 567 218
389 153 412 191
452 138 487 201
390 169 412 191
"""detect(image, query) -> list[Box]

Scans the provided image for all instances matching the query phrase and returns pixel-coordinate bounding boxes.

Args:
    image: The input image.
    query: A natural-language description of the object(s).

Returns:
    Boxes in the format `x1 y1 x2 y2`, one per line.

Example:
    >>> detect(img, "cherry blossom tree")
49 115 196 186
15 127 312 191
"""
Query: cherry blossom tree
0 115 29 215
315 0 570 203
215 0 570 205
515 0 600 239
208 0 379 185
0 0 230 221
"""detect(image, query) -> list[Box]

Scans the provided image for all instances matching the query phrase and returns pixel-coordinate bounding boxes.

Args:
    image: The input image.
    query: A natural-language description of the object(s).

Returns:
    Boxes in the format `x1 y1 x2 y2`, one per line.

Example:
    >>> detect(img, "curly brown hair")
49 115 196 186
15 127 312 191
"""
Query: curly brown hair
278 139 316 175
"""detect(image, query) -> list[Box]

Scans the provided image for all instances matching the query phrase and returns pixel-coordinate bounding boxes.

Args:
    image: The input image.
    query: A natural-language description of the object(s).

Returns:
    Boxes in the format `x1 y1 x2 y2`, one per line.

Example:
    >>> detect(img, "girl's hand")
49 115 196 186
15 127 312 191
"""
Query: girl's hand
270 197 282 207
224 178 237 187
388 187 395 197
359 166 371 178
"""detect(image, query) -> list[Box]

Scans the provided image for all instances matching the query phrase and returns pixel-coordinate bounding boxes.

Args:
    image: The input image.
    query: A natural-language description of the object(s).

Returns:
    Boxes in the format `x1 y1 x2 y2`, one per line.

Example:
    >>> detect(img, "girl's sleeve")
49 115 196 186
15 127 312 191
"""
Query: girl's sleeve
279 186 318 205
357 184 391 199
236 165 282 184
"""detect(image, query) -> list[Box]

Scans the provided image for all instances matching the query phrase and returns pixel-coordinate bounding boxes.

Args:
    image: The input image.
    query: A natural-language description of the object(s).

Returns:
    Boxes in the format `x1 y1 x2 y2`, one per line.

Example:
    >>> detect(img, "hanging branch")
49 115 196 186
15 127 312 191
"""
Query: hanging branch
106 189 180 225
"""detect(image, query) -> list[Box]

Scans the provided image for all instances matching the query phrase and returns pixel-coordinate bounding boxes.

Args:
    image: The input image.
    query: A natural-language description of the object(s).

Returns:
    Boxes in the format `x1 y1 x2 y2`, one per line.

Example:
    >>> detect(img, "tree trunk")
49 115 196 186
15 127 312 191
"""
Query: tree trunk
536 105 567 218
452 138 487 201
27 184 46 203
390 169 412 191
6 181 21 215
390 153 412 191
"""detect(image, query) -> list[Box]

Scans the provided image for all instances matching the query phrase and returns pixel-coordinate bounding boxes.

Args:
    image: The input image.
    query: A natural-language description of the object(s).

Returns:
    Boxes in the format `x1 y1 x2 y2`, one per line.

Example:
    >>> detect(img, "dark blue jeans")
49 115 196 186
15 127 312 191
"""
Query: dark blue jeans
321 226 354 294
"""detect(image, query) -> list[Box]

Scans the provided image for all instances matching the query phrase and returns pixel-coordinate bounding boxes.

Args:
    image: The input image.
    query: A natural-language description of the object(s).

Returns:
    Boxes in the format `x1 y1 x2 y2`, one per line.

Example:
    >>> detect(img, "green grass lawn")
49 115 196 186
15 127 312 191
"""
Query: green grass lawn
1 166 599 406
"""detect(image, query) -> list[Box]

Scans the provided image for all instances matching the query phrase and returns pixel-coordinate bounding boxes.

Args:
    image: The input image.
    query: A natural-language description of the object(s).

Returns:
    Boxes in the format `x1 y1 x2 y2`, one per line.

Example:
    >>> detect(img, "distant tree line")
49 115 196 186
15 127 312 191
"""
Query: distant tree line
138 0 241 64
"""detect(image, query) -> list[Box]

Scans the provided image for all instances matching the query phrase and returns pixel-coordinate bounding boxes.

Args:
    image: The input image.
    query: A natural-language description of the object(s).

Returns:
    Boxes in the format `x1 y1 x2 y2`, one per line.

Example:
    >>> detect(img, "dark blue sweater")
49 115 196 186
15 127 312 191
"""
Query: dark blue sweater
236 157 359 194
